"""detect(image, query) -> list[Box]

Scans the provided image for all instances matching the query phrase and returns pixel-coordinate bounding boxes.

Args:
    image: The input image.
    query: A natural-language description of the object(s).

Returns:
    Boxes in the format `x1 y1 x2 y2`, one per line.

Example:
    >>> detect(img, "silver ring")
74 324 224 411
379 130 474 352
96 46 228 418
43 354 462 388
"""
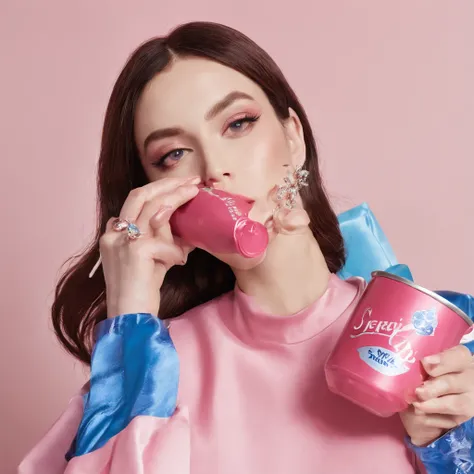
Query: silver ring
112 218 129 232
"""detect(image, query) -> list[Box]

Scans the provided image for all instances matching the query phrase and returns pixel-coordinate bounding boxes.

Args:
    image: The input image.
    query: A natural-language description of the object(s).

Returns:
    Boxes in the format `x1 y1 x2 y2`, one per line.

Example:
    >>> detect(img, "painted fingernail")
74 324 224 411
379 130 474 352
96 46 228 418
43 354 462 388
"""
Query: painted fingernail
424 355 440 366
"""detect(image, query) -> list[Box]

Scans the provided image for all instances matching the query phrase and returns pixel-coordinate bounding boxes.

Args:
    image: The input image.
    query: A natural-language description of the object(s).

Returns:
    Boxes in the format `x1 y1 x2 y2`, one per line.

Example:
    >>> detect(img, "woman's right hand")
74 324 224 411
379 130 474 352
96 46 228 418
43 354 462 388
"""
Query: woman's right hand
99 176 200 318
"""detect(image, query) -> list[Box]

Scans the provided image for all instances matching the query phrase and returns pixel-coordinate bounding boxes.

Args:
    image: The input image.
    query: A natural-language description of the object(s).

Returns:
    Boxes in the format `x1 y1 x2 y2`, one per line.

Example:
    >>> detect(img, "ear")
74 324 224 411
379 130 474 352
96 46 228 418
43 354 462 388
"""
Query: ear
283 108 306 168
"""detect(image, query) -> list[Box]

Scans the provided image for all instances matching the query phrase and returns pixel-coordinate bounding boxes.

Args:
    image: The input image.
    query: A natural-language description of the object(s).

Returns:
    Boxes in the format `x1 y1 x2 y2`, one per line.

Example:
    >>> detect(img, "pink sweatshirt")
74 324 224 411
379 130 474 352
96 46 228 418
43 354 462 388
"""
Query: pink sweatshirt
21 275 469 473
171 275 415 473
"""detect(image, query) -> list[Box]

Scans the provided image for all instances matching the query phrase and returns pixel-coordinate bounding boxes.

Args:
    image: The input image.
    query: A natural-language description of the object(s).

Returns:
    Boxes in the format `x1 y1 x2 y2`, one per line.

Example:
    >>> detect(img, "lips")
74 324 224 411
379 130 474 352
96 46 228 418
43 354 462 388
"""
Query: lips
232 193 255 205
197 184 255 206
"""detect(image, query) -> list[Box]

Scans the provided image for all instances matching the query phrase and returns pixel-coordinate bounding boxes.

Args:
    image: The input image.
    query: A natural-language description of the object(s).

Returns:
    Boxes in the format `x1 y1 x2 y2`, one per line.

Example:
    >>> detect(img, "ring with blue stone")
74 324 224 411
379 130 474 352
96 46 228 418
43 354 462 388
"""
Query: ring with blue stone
126 222 143 240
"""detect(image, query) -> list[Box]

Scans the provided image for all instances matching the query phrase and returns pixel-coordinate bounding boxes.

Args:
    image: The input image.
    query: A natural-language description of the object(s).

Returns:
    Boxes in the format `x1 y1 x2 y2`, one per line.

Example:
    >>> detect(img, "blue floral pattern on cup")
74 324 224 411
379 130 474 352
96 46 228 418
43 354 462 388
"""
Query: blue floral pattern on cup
411 309 438 336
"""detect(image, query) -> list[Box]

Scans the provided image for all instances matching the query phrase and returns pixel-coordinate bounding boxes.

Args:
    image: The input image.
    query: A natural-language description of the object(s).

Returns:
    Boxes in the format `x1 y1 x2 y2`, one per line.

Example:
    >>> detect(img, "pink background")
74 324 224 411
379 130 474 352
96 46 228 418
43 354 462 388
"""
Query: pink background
1 1 473 472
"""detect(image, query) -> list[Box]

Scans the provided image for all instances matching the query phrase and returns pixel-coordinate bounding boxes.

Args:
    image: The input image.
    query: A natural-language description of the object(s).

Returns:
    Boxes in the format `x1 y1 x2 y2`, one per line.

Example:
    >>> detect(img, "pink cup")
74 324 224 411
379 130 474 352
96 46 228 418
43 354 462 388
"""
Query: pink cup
325 271 472 417
169 187 269 258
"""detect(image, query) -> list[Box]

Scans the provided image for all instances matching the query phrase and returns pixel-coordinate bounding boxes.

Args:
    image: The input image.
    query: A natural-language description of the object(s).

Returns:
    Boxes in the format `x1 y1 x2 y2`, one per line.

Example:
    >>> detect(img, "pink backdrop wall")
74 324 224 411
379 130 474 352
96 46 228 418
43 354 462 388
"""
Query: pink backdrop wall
1 1 473 472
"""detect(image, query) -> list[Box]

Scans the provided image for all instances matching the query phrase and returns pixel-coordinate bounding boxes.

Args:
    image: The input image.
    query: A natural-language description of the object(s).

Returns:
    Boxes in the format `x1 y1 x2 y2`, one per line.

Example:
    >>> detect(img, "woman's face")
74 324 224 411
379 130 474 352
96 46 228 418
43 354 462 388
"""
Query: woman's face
134 57 307 267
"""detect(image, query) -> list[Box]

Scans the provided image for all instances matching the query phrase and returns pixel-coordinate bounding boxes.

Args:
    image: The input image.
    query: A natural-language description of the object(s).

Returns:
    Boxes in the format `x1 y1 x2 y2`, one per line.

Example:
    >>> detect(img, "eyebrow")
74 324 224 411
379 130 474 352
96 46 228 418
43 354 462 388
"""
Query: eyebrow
204 91 255 121
143 127 184 153
143 91 255 153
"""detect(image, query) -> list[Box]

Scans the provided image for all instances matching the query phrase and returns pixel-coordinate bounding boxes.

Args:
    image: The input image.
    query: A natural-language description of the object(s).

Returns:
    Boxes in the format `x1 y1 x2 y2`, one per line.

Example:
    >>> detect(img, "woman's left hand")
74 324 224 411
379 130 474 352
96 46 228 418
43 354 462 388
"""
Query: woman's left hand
399 345 474 446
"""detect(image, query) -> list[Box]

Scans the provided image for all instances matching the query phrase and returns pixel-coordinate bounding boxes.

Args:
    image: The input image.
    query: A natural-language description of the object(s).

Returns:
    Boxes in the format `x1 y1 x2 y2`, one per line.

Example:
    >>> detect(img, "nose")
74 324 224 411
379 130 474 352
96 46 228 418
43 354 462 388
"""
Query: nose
203 172 231 188
201 154 232 188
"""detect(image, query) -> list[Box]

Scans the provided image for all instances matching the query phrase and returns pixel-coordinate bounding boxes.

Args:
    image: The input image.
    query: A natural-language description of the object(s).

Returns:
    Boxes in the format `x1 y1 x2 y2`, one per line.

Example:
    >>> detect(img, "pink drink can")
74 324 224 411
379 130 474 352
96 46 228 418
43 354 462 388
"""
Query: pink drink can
325 271 472 417
169 187 269 258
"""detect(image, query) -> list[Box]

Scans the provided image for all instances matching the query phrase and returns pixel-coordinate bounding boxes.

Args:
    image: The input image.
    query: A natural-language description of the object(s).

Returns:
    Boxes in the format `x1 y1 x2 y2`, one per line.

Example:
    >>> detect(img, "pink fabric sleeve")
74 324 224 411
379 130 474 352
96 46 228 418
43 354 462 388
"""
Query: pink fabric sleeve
18 397 190 474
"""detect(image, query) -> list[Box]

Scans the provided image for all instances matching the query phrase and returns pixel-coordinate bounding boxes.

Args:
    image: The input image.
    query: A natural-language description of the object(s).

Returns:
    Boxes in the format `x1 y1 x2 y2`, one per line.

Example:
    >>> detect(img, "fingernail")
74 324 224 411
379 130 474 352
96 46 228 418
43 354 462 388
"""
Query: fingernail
415 386 430 401
152 205 173 221
269 185 280 203
186 176 201 184
415 386 425 396
414 407 424 416
264 219 274 230
424 355 440 366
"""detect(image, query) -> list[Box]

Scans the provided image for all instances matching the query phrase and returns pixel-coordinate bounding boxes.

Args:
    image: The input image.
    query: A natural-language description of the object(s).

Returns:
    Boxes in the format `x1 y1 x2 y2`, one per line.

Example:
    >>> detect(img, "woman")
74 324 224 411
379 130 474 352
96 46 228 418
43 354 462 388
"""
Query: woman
19 21 474 474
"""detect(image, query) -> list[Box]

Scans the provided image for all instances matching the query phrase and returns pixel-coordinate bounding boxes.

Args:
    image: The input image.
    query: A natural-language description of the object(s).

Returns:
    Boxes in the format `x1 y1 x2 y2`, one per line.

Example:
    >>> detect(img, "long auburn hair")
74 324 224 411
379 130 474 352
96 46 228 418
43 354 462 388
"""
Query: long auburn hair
52 21 345 365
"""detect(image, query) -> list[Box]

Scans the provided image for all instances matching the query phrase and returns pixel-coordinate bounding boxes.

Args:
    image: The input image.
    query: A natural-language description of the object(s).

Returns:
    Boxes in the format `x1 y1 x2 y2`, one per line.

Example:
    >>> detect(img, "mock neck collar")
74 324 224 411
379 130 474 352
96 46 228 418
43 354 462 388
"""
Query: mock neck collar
224 274 363 346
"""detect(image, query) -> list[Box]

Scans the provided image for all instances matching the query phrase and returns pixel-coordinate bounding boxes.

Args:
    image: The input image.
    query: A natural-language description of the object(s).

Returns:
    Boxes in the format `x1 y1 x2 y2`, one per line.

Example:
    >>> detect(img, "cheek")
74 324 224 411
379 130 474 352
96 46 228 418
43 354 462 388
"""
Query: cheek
254 126 289 165
234 125 291 185
254 139 289 172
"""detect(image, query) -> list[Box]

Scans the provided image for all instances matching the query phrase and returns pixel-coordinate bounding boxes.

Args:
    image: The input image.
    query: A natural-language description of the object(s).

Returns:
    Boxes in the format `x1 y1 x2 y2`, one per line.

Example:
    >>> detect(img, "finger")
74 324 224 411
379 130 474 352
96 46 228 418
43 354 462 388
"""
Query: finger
137 184 200 237
151 243 186 268
273 207 310 235
412 412 460 431
100 217 124 247
132 237 187 268
415 372 472 401
399 407 447 446
120 176 200 222
105 216 121 233
413 393 474 417
173 235 195 254
422 345 473 377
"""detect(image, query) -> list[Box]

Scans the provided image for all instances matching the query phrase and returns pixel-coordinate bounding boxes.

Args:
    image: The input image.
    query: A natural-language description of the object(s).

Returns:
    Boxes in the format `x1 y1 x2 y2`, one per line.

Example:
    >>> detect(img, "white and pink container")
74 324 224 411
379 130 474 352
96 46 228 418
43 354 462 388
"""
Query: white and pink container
325 271 472 417
170 187 269 258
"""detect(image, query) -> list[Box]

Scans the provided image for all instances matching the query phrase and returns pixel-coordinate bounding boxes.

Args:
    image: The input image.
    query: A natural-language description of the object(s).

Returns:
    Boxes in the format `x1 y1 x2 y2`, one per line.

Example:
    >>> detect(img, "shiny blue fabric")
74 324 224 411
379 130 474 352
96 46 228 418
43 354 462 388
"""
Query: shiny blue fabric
436 292 474 354
337 202 398 281
72 313 179 457
407 419 474 473
436 291 474 321
384 263 414 281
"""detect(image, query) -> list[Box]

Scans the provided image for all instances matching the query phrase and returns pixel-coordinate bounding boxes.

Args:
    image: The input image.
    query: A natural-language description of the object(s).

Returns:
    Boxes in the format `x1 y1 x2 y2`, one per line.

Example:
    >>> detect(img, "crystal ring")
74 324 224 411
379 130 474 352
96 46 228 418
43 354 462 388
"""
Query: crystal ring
126 222 143 241
112 218 130 232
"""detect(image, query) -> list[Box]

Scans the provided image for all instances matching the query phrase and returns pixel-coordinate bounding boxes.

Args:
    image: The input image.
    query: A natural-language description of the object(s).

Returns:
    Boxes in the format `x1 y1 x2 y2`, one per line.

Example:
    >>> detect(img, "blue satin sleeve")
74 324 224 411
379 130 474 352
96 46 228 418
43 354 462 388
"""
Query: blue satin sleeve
436 291 474 353
407 419 474 473
337 202 398 282
69 313 179 458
